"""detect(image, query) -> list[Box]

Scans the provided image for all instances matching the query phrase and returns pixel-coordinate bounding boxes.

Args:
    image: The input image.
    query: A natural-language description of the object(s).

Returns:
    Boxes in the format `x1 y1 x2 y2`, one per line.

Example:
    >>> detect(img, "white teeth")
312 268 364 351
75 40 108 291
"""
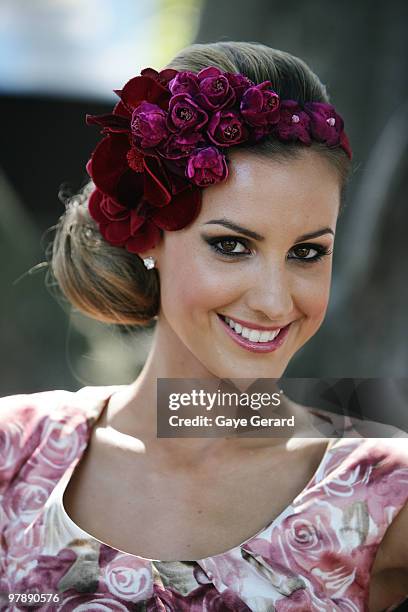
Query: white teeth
223 316 280 343
249 329 260 342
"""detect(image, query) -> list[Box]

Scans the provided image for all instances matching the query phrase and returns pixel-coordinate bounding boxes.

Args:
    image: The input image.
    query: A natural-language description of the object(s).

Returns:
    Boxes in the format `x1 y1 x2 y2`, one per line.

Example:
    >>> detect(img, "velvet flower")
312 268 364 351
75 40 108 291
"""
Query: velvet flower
240 81 280 127
207 110 249 147
85 65 352 254
187 147 228 186
304 102 344 146
275 100 312 144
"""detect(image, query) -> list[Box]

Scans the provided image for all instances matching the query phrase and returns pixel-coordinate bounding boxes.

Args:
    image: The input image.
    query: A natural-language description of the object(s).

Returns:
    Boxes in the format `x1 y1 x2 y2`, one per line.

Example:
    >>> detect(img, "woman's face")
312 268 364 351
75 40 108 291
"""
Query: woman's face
153 149 341 379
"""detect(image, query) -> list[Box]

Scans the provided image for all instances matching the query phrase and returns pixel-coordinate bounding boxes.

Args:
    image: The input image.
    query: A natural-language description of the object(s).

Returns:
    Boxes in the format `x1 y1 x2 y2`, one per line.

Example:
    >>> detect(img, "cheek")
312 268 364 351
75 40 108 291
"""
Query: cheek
294 266 332 327
158 235 236 324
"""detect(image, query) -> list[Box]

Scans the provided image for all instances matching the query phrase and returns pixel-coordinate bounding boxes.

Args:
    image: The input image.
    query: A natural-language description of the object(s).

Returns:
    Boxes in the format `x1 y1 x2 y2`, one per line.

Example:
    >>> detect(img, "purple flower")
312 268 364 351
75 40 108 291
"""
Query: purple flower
131 101 169 148
167 93 208 132
304 102 344 145
195 66 236 110
207 110 248 147
240 81 280 127
168 70 200 96
226 73 255 98
159 131 205 160
275 100 311 144
186 146 228 186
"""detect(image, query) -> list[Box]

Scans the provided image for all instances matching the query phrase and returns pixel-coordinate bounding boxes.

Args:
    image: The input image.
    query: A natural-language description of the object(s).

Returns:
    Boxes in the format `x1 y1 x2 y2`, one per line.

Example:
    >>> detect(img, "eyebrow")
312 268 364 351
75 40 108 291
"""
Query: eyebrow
203 219 334 242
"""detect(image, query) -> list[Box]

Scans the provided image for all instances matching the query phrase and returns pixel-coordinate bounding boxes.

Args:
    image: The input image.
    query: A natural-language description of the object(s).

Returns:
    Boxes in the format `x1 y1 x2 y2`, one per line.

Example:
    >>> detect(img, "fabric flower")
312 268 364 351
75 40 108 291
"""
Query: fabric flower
85 66 352 254
159 131 206 160
88 184 201 254
240 81 280 127
186 147 228 186
168 70 200 96
167 93 208 132
275 100 312 144
207 110 249 147
131 102 169 148
226 73 255 98
304 102 344 146
195 66 236 110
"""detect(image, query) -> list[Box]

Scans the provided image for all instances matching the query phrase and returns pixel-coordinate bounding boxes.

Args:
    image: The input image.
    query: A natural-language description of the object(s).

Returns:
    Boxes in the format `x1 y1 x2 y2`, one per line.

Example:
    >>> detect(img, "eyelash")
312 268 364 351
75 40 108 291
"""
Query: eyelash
206 236 332 263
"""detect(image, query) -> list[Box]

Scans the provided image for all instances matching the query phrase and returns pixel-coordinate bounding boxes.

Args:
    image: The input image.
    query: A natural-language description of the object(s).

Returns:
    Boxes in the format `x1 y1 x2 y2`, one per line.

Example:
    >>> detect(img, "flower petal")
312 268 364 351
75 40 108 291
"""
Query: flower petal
125 221 162 253
151 187 201 230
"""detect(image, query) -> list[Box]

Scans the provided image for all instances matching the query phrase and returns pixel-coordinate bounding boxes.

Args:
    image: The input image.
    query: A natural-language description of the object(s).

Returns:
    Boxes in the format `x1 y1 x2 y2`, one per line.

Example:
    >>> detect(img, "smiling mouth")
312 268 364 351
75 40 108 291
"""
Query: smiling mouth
217 314 292 353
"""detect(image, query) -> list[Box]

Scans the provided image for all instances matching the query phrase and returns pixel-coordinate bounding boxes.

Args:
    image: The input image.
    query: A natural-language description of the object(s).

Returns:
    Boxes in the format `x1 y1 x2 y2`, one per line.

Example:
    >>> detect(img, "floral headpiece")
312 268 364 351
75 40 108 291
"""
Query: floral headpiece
86 67 352 254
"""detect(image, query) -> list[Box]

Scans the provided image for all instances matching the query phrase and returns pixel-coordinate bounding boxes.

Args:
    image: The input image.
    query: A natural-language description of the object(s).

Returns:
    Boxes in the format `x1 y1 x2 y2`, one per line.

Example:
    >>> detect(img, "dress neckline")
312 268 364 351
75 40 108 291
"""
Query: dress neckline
55 385 341 564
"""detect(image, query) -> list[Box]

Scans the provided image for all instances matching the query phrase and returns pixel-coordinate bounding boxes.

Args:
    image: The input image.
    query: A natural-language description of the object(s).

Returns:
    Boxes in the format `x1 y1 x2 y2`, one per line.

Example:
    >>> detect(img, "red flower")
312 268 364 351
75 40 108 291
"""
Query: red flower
207 110 249 147
275 100 311 144
167 93 209 132
131 102 170 148
88 184 201 254
85 66 352 254
304 102 345 146
195 66 236 111
240 82 280 127
187 147 228 186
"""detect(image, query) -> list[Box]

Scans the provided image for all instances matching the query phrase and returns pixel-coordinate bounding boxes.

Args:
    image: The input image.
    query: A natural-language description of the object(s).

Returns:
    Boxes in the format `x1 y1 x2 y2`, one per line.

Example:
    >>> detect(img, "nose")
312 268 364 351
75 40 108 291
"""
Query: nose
244 261 295 323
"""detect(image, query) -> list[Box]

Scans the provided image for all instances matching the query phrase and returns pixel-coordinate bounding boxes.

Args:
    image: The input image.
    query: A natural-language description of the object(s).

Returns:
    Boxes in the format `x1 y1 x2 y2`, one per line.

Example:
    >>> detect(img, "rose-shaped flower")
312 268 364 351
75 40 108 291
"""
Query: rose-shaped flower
146 583 251 612
167 93 208 132
195 67 236 111
159 131 205 160
226 73 255 99
186 147 228 187
303 102 344 146
100 552 151 602
89 182 201 254
116 73 171 113
131 102 170 148
275 100 311 145
240 81 280 127
207 110 249 147
140 66 178 87
168 70 200 96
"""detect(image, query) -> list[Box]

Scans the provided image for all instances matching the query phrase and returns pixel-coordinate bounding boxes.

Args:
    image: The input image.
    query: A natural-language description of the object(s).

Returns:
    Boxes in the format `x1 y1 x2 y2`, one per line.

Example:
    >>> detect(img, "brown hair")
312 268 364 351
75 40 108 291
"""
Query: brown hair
48 41 352 326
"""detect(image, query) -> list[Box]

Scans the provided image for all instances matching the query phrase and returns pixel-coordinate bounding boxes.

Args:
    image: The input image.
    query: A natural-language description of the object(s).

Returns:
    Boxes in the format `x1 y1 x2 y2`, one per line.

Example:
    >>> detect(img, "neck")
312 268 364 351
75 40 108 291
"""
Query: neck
104 316 295 458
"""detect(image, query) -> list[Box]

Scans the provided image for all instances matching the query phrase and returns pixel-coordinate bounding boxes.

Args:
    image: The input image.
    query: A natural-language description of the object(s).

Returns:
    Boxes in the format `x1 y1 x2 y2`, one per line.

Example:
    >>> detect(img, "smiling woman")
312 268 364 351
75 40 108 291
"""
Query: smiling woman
1 41 408 611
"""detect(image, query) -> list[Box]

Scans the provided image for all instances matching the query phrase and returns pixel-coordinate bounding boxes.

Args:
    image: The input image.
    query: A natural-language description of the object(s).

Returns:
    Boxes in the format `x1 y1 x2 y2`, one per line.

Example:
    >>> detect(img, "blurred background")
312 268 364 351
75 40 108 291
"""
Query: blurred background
1 1 407 421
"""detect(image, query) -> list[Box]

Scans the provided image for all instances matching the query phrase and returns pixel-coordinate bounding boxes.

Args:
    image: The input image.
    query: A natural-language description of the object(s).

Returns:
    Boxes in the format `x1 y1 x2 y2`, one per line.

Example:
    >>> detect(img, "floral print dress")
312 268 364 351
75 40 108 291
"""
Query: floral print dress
0 385 408 611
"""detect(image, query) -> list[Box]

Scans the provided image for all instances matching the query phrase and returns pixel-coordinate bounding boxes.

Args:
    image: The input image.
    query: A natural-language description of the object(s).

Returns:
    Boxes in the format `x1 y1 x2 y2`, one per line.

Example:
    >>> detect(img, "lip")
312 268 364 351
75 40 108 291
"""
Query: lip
218 314 284 331
217 314 292 353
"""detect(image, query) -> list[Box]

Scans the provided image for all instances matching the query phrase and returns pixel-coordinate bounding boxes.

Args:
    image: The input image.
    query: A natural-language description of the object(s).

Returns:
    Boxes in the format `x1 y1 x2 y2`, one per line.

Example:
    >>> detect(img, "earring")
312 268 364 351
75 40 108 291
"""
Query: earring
143 256 155 270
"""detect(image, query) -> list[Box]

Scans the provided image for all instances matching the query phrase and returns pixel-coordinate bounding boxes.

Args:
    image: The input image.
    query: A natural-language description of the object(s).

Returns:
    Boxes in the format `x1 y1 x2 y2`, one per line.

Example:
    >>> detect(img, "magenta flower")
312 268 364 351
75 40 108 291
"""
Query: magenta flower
207 110 248 147
131 101 169 148
168 70 200 96
195 66 236 110
159 131 206 160
304 102 344 146
275 100 312 144
167 93 209 132
187 147 228 186
240 81 280 127
226 73 255 98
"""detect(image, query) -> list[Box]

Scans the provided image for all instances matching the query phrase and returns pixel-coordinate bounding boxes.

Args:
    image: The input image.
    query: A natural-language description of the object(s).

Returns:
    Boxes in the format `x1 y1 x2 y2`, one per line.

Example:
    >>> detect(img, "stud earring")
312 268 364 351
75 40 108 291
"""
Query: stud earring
143 256 155 270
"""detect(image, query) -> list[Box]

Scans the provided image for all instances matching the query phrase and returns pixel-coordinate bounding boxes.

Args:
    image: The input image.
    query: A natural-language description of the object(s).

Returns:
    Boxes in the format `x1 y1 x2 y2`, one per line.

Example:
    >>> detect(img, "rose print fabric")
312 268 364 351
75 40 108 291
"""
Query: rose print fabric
1 385 408 611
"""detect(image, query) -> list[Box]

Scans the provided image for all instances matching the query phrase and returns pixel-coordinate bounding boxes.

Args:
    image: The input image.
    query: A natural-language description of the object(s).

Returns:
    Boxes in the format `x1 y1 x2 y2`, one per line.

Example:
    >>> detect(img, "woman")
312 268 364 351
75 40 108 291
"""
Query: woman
1 41 407 611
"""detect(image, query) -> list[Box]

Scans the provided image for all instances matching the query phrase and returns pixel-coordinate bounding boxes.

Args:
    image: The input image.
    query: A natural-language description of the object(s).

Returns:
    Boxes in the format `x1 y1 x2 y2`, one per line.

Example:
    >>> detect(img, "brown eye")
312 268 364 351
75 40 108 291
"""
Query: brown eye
205 235 251 257
219 239 239 252
293 246 316 259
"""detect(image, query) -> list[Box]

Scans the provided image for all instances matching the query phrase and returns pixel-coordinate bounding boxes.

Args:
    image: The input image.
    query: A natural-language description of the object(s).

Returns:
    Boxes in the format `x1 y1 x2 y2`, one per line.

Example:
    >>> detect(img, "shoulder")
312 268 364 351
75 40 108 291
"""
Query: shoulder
0 385 120 490
366 438 408 576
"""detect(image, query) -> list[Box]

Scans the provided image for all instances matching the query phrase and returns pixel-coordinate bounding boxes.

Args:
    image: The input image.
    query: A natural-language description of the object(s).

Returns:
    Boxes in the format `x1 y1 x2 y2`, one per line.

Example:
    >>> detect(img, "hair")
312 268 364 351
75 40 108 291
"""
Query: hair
48 41 352 327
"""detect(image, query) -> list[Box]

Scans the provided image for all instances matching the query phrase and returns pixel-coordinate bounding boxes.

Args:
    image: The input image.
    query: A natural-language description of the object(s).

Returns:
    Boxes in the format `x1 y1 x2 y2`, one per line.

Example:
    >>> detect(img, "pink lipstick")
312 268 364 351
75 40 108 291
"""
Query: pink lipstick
217 314 291 353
